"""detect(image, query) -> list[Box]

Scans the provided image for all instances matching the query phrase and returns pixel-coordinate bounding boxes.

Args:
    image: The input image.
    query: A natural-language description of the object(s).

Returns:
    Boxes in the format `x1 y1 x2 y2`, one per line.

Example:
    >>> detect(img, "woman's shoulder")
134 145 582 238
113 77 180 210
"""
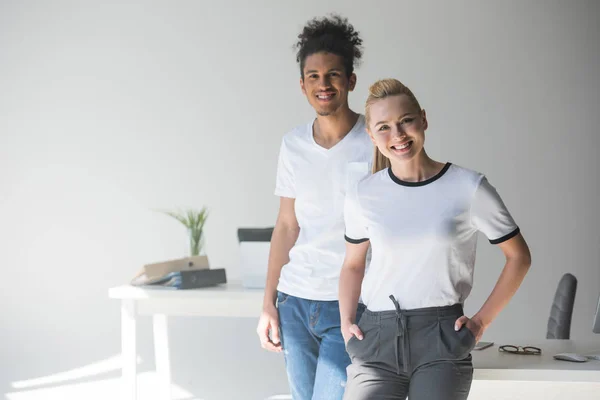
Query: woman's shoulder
446 163 485 186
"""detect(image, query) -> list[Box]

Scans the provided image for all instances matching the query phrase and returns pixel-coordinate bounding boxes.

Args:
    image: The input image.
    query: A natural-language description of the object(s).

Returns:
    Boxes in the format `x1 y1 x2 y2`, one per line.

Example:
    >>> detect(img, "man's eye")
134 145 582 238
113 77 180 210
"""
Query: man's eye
378 125 389 131
401 118 415 125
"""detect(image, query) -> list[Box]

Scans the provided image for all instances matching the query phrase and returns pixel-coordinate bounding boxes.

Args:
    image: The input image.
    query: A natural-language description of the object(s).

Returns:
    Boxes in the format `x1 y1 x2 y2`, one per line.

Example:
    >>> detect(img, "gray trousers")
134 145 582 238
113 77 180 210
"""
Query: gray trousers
344 296 475 400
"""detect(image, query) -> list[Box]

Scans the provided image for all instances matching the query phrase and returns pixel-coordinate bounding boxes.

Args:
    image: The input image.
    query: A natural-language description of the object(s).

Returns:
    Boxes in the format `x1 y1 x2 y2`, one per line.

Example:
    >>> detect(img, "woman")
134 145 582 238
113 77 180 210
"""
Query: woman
339 79 531 400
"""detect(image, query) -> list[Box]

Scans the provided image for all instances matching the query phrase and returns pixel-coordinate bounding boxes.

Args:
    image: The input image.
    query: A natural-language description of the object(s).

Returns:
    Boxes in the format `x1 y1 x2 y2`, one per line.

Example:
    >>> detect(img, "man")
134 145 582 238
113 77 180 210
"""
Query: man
256 14 372 400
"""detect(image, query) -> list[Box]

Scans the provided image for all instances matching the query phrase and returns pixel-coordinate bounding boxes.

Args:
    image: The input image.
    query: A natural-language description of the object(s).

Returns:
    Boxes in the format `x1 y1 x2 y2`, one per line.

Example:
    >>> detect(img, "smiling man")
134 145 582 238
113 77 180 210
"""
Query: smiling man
255 14 373 400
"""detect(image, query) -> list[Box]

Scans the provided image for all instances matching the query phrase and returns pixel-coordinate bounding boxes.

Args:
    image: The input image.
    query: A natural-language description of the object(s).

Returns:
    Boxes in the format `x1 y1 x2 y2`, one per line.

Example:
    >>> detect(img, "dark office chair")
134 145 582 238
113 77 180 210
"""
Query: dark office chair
546 273 578 339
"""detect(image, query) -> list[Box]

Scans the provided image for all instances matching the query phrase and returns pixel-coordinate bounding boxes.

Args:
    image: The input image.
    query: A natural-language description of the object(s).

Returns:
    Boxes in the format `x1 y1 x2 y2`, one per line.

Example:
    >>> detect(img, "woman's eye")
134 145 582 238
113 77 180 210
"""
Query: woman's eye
378 125 389 131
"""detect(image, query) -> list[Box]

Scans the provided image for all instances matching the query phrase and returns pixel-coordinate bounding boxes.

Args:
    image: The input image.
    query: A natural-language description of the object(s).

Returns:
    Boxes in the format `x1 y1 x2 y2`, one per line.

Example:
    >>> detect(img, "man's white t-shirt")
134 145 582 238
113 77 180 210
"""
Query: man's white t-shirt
344 163 520 311
275 115 373 301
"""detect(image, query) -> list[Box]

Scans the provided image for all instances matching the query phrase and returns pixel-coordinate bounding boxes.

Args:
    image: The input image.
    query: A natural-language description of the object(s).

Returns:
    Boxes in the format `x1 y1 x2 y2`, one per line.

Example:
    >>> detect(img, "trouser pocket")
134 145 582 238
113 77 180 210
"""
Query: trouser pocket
437 315 476 360
346 317 380 363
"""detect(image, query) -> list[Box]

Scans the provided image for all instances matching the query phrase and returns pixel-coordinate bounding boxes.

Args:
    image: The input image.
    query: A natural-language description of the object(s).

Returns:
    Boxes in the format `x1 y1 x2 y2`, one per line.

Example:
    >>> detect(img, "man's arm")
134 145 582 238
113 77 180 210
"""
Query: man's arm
263 197 300 306
256 197 299 352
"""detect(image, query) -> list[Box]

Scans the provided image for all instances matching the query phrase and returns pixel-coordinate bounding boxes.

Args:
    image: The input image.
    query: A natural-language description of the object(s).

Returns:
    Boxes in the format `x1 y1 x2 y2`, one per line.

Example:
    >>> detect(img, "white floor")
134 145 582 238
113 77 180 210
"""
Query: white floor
7 375 600 400
5 353 598 400
6 371 195 400
3 354 292 400
7 372 600 400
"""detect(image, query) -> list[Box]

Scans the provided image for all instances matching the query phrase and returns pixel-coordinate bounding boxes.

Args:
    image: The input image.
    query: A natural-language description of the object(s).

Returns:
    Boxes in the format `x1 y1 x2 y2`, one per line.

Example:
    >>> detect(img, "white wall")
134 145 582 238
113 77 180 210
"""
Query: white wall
1 1 599 399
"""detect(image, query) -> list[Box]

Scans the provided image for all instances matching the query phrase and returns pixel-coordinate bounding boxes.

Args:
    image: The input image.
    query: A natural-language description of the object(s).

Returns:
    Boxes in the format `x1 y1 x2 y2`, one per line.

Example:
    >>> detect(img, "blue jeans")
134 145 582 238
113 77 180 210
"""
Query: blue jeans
277 291 365 400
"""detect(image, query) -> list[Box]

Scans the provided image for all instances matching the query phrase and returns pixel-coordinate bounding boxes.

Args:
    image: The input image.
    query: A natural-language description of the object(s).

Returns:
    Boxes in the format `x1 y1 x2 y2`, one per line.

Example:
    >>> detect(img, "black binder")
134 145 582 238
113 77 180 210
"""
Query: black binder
148 268 227 289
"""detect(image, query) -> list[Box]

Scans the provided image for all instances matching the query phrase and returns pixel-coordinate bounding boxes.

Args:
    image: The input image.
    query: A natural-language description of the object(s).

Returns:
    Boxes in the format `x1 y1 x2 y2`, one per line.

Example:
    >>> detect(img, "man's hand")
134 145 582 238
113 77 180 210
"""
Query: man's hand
257 303 282 352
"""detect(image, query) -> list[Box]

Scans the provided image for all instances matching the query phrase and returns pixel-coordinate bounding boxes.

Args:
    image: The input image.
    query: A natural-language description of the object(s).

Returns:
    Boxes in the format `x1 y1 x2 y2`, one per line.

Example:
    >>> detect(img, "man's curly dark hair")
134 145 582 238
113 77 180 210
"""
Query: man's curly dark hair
294 14 363 79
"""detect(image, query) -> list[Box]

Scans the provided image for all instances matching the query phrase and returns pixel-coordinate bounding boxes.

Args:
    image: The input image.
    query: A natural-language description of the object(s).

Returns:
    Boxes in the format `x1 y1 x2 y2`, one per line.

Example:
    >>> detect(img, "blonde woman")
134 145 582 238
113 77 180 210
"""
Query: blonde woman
339 79 531 399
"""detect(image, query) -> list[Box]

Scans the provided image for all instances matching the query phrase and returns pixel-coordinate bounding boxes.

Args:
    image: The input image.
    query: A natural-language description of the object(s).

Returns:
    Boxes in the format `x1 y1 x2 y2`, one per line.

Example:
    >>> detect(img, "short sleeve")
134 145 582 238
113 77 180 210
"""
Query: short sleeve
344 182 369 244
274 138 296 198
470 177 520 244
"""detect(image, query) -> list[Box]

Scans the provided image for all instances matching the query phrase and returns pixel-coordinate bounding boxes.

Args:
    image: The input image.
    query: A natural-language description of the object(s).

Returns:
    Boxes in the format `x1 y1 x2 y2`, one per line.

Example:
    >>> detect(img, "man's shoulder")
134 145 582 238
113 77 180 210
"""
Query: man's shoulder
280 121 311 148
284 120 312 140
350 114 372 145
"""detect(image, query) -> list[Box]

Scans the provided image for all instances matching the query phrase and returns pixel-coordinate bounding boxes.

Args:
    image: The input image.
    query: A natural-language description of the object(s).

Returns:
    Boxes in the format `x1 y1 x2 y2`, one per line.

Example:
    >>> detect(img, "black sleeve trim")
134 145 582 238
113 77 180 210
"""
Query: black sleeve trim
345 235 369 244
489 227 520 245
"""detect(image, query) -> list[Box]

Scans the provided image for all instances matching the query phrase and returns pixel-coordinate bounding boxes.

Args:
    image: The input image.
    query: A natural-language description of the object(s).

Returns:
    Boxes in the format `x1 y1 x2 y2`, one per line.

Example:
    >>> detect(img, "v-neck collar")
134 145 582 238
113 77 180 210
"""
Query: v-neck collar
309 115 365 154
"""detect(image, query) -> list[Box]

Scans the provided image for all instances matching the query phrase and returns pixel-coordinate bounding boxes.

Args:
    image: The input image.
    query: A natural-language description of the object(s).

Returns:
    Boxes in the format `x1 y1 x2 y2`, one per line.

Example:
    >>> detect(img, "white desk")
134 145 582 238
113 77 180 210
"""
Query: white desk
109 284 600 400
470 339 600 399
471 339 600 382
109 283 263 400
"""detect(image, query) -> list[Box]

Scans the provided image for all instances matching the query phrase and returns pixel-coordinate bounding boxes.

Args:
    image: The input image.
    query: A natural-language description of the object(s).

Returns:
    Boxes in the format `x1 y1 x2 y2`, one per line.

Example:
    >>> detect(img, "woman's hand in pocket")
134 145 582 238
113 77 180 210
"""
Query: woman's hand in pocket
454 315 485 343
342 322 364 345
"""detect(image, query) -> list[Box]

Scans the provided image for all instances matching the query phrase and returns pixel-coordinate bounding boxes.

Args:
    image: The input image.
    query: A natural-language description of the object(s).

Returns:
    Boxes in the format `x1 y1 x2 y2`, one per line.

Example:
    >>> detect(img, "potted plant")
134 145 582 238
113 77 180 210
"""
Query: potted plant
162 207 209 257
131 207 211 286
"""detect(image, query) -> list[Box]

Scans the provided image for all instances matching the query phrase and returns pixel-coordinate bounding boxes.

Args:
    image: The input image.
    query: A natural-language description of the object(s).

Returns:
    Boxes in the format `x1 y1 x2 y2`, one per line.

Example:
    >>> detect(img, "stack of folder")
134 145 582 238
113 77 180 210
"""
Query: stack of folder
130 255 227 289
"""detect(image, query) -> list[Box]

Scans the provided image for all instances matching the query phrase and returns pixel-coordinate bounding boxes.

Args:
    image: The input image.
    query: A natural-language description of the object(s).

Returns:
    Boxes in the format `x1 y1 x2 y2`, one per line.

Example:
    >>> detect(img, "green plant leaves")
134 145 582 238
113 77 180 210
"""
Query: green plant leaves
160 207 209 256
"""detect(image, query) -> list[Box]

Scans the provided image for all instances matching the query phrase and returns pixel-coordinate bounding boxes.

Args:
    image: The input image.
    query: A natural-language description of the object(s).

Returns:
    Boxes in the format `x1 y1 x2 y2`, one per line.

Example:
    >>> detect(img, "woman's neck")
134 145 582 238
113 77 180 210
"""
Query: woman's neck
389 151 446 182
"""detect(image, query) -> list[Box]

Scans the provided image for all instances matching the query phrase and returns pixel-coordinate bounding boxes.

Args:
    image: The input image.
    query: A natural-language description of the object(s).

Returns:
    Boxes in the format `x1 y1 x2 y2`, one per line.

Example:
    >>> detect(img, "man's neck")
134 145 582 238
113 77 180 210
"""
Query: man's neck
313 107 359 149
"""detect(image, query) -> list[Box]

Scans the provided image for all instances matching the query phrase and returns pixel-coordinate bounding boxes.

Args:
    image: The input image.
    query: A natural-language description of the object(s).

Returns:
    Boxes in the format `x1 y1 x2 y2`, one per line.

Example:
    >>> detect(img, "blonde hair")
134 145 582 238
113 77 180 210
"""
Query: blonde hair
365 79 422 174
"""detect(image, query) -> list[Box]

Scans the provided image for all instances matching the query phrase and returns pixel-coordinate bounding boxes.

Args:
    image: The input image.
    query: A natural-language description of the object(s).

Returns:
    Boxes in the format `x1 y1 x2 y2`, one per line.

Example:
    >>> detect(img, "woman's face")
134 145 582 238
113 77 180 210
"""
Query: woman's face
367 94 428 163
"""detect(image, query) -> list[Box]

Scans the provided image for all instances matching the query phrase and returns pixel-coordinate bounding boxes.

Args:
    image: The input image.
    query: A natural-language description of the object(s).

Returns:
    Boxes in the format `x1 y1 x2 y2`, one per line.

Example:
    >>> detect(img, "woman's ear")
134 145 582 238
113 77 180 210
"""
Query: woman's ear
366 128 376 145
421 109 428 130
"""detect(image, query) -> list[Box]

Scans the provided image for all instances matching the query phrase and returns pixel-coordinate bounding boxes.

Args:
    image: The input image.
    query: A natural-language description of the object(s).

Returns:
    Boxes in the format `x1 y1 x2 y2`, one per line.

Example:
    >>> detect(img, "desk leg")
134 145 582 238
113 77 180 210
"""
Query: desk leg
153 314 172 400
121 299 137 400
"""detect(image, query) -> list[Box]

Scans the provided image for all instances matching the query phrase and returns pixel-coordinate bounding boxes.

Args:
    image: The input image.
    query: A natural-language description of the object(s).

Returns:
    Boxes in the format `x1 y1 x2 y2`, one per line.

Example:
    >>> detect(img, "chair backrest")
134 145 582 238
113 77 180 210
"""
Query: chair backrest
238 227 273 289
546 273 578 339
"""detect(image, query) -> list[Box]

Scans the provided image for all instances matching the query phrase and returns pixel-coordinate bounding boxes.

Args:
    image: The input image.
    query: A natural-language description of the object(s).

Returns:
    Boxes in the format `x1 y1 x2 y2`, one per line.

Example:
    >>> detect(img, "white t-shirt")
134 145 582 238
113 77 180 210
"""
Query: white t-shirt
344 163 520 311
275 115 373 300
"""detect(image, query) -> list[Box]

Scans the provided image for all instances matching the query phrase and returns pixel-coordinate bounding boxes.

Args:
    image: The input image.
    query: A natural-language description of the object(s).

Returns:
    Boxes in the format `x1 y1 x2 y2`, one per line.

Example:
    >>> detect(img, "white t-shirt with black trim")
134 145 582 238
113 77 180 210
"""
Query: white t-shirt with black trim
275 115 373 300
344 163 520 311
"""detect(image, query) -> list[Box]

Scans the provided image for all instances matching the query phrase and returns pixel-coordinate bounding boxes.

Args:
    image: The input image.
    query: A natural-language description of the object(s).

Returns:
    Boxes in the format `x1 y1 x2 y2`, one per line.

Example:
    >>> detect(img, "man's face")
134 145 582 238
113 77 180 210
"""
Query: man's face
300 52 356 116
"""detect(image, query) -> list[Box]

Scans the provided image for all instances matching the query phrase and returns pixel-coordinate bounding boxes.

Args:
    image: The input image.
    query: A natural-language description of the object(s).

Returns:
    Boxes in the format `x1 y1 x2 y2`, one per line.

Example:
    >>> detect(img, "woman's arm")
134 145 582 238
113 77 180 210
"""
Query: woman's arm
339 240 370 343
456 233 532 341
